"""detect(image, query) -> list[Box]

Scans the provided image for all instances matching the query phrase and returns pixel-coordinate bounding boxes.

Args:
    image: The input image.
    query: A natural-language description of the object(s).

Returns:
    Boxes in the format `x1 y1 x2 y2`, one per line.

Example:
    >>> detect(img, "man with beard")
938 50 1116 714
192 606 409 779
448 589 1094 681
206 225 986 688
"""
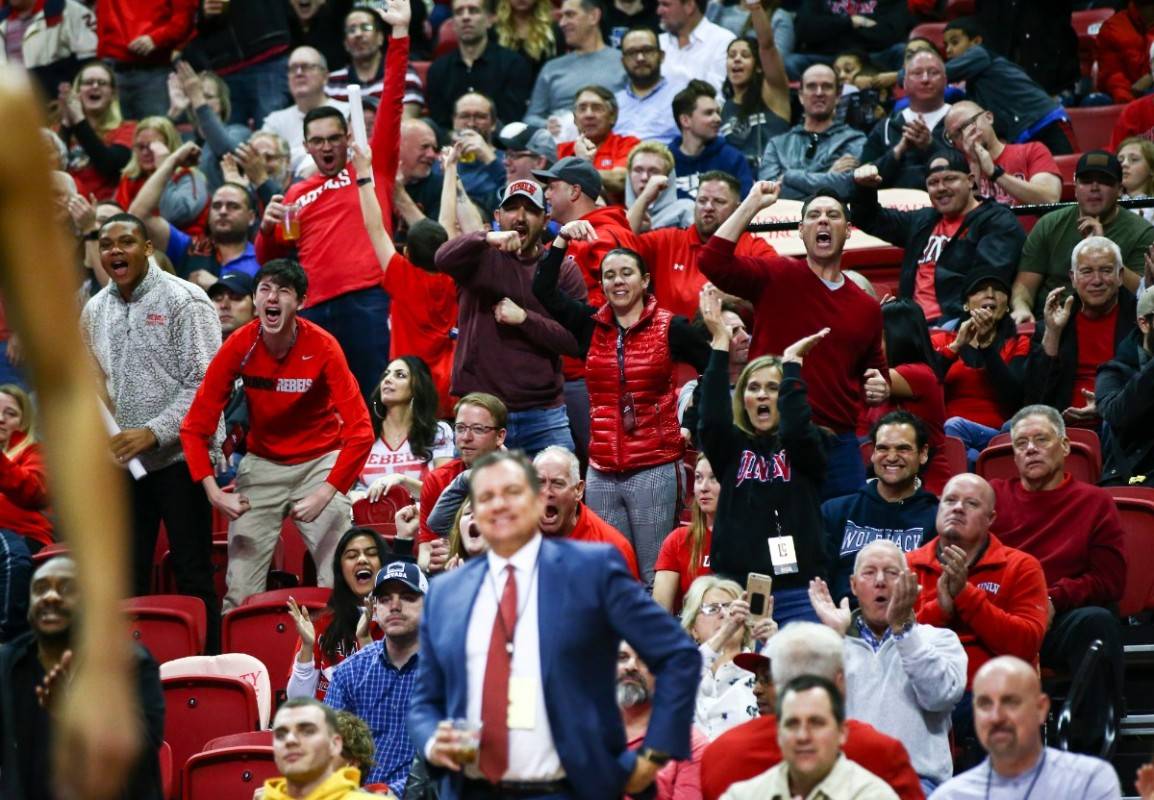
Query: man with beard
619 641 707 797
1097 286 1154 486
433 181 586 457
850 154 1024 327
0 557 166 799
533 446 640 578
256 0 411 403
614 28 681 145
631 170 774 318
325 561 426 794
758 64 866 201
930 657 1120 799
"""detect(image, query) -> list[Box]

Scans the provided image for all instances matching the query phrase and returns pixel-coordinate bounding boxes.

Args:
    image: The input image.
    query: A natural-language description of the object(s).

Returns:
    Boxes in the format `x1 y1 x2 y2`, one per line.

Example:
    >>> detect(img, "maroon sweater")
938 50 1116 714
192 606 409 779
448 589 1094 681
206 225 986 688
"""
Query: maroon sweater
434 232 587 411
989 475 1126 612
698 237 887 434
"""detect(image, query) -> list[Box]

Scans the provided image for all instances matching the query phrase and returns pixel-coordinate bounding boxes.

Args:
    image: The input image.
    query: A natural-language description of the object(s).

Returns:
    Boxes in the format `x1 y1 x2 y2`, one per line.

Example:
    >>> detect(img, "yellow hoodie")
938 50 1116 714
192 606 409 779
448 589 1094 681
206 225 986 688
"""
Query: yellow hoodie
260 767 395 800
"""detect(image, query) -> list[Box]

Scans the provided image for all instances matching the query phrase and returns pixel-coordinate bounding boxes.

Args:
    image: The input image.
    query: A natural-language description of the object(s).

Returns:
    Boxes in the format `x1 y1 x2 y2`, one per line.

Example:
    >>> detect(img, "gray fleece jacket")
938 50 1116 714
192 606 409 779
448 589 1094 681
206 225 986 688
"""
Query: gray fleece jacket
843 615 967 785
758 121 866 200
81 264 221 472
625 168 695 231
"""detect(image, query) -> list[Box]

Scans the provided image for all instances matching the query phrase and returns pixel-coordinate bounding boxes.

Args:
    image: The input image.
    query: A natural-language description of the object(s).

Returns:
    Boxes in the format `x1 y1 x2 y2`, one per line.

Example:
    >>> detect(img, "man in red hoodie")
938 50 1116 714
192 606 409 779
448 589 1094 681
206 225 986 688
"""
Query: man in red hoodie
180 260 374 610
990 403 1126 753
95 0 198 118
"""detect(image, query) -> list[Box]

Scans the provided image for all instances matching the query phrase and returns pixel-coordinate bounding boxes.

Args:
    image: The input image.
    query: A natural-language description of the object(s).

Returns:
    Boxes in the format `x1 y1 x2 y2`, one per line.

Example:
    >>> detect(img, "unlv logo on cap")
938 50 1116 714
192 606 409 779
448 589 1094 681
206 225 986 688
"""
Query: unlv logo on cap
507 180 540 195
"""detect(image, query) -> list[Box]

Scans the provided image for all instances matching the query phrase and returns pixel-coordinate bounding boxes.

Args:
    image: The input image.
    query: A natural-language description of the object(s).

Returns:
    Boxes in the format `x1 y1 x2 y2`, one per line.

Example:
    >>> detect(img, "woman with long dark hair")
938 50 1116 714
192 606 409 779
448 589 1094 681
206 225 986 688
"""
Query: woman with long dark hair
861 299 951 495
355 356 453 502
653 453 717 613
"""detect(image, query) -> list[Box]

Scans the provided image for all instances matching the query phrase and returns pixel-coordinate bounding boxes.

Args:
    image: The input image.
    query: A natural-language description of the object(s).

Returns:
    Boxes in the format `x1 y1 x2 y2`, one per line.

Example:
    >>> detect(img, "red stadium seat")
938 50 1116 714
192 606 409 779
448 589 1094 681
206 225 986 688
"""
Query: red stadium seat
123 595 207 664
941 436 968 478
181 746 279 800
239 586 332 608
161 674 261 793
1053 153 1079 202
1066 105 1126 153
1106 492 1154 616
204 731 274 751
1072 8 1115 39
909 23 946 54
411 60 431 89
221 591 331 702
976 440 1101 484
159 741 174 800
351 484 412 540
1103 485 1154 503
988 427 1102 471
433 23 458 59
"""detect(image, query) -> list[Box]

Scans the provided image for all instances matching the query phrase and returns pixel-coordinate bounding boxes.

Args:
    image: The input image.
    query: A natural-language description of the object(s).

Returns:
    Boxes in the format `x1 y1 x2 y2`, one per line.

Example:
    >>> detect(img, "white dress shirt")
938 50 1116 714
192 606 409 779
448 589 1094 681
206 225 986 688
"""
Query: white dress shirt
464 534 564 781
659 17 735 97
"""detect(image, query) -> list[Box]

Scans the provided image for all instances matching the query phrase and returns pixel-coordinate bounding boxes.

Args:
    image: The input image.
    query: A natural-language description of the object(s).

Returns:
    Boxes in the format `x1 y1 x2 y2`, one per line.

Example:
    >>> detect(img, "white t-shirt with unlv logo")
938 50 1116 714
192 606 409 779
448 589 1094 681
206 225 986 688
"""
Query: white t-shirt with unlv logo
356 420 454 490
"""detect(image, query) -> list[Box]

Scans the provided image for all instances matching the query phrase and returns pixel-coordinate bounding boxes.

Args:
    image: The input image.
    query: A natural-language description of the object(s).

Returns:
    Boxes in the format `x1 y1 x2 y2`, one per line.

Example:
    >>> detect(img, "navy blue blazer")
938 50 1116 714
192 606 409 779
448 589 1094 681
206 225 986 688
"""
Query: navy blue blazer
407 537 701 800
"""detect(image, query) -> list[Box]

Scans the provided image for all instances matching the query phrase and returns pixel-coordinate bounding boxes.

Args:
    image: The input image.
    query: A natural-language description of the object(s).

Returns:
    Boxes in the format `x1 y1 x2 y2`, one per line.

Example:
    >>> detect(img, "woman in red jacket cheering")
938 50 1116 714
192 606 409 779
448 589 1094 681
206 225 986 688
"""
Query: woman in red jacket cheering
534 220 710 583
0 384 52 641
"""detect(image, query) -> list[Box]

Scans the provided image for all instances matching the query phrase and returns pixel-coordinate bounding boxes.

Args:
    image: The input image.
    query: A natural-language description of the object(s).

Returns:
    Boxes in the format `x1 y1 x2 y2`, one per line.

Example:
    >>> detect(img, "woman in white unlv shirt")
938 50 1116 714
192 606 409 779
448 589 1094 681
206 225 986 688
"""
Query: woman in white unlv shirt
353 355 453 502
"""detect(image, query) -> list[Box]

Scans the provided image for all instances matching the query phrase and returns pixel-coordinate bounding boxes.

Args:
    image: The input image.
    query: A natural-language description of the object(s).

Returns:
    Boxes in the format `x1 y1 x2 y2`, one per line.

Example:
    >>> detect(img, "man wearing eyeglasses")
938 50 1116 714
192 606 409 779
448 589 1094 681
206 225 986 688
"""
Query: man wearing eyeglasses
261 46 350 177
942 101 1061 207
1011 150 1154 325
325 7 425 119
613 28 681 145
451 92 507 215
1096 286 1154 486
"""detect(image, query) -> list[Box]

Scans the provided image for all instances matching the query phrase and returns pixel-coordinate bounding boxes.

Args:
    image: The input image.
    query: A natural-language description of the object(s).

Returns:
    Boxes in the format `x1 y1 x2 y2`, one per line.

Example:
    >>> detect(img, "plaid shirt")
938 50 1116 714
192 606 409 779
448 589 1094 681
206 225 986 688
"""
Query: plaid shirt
324 640 420 793
855 614 894 653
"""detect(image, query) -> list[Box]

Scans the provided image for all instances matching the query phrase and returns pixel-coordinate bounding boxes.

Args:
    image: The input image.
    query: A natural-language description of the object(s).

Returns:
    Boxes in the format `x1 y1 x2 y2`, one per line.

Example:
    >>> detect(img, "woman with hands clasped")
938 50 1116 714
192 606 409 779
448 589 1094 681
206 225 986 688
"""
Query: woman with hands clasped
285 508 417 700
697 284 830 625
681 575 778 739
532 219 711 582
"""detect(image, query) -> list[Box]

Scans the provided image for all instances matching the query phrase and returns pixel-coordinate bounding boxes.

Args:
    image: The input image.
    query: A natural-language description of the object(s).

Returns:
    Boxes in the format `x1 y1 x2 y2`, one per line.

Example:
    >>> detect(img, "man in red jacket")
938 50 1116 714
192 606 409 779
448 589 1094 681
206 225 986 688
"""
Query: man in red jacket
95 0 198 118
990 404 1126 753
255 0 411 405
1097 1 1154 105
180 260 374 610
700 630 925 800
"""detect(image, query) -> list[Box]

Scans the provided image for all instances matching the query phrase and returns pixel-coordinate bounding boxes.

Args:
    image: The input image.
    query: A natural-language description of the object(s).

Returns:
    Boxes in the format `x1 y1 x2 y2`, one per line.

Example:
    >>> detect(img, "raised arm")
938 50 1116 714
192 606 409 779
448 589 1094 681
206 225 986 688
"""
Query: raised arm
748 2 791 124
698 181 781 300
369 0 413 235
351 143 397 271
532 223 599 354
127 141 202 219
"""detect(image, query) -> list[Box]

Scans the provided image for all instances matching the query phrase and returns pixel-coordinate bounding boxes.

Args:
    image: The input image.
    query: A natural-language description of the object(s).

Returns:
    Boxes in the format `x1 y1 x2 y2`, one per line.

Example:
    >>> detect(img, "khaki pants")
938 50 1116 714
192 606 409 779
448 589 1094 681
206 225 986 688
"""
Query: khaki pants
224 451 350 610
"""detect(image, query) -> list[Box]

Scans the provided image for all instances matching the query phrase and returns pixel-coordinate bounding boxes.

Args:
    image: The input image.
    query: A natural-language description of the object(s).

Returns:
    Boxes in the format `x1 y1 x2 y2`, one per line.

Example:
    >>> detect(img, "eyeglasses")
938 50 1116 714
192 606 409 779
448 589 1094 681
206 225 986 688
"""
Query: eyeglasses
345 23 377 34
804 132 820 161
288 63 324 74
622 46 659 59
454 423 499 437
305 134 346 148
78 78 111 88
944 110 984 146
699 602 732 616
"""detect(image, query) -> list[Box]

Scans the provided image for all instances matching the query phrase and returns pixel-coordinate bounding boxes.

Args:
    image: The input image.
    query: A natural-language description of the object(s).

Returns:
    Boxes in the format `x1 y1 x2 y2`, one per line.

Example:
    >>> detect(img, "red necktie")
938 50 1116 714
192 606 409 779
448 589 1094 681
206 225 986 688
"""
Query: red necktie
480 564 517 783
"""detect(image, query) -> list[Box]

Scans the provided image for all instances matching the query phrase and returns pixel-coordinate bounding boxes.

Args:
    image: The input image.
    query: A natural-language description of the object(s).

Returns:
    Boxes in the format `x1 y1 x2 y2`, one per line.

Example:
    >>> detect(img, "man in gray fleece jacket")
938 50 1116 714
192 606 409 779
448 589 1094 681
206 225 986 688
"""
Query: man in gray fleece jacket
81 213 222 648
809 539 967 794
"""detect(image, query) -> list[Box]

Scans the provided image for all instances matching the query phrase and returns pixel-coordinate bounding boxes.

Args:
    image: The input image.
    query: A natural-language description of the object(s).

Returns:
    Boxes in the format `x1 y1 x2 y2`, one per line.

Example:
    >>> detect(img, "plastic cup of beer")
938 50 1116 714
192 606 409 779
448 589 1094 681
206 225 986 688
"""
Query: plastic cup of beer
450 719 481 764
282 201 301 240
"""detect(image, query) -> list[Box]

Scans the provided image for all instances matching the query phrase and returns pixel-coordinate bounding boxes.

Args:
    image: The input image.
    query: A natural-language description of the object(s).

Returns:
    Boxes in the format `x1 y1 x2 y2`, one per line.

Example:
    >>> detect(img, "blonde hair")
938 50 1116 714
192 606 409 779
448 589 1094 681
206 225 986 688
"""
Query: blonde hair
122 116 183 180
494 0 557 64
1119 136 1154 197
627 140 675 175
71 61 124 135
732 355 783 437
0 384 36 459
680 575 752 649
447 499 473 561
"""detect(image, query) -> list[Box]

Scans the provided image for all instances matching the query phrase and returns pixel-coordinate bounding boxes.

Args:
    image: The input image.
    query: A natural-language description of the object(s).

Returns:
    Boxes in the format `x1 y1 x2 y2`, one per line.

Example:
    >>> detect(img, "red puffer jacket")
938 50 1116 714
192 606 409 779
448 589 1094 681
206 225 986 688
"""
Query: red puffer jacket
0 432 52 547
586 295 684 473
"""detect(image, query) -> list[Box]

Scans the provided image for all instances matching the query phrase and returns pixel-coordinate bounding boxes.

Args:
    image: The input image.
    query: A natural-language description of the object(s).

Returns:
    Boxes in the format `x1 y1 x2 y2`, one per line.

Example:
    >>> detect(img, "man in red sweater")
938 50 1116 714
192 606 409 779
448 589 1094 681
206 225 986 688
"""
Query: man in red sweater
95 0 197 118
698 180 889 498
255 1 410 404
180 260 374 610
700 631 924 800
990 404 1126 753
631 170 776 318
532 445 640 578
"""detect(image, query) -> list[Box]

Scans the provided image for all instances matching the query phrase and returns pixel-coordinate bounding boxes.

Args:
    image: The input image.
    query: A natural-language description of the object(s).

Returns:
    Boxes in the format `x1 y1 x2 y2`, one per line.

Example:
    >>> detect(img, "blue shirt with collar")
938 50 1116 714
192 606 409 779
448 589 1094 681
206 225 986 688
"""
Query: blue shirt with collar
614 77 682 145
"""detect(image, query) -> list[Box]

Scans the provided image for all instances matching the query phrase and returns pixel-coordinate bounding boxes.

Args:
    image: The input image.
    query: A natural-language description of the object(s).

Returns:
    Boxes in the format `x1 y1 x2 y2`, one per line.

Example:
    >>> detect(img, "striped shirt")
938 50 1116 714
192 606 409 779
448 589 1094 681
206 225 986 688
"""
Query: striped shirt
326 61 424 108
324 641 420 794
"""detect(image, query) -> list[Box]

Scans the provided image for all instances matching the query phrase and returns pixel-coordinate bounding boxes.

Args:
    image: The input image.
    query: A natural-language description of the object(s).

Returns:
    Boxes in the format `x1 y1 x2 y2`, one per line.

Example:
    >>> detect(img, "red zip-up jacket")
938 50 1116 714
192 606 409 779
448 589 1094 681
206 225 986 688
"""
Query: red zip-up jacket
255 35 408 307
1098 4 1154 104
907 533 1048 685
0 433 52 547
95 0 197 63
180 318 373 493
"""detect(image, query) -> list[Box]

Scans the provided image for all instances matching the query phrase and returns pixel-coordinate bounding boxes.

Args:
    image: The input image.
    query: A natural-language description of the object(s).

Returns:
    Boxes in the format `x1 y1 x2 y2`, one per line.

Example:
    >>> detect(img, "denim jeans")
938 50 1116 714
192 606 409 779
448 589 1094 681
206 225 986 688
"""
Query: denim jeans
771 586 820 625
504 404 575 459
300 286 391 406
0 340 27 390
0 529 32 642
821 431 865 501
945 416 1002 468
222 53 290 128
113 66 172 119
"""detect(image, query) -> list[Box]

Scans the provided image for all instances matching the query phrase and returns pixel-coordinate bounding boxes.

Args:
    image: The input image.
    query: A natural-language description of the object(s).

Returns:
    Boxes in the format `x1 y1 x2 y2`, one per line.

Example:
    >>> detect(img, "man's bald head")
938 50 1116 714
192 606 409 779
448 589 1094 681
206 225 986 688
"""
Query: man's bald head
399 119 439 181
972 656 1049 770
936 473 995 555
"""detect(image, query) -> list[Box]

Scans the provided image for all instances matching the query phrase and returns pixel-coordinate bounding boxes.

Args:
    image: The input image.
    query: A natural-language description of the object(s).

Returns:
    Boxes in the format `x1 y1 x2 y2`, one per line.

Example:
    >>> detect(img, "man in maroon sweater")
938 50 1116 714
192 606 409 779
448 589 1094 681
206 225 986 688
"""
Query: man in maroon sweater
433 179 586 457
990 403 1126 754
699 180 889 498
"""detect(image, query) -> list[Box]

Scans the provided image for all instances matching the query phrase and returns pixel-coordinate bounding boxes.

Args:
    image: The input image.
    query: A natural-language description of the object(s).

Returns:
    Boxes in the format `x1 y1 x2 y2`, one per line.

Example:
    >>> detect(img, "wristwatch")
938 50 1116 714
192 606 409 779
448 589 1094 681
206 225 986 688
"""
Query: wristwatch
356 176 373 186
989 165 1005 181
638 747 672 767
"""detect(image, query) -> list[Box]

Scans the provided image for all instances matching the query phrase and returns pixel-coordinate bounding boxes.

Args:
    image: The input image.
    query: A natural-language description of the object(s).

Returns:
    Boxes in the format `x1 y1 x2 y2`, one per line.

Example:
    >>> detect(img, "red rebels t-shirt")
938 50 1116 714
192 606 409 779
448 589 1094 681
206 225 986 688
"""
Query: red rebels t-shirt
382 252 458 417
654 524 713 610
1074 304 1120 407
913 215 963 321
556 132 641 170
976 142 1061 206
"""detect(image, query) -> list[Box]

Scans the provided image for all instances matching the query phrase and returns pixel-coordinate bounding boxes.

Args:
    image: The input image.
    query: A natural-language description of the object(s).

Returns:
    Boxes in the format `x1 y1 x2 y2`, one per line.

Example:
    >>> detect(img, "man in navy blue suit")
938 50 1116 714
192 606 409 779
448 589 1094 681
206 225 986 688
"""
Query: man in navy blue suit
408 450 701 799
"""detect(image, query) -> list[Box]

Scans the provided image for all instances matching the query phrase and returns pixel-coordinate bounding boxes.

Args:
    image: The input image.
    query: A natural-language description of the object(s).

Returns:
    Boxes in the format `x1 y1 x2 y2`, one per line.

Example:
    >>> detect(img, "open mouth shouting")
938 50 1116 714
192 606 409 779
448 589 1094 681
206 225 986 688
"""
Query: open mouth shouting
353 566 374 592
106 254 131 281
540 502 561 530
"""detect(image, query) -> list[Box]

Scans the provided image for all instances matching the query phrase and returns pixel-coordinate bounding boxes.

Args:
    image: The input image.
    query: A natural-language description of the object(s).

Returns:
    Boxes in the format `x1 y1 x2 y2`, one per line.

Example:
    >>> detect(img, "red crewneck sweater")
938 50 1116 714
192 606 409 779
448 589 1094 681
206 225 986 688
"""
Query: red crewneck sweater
989 475 1126 612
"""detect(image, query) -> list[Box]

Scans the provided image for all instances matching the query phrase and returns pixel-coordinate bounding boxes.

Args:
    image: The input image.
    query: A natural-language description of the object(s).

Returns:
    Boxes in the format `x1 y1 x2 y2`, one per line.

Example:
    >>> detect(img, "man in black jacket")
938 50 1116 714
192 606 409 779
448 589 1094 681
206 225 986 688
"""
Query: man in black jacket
850 151 1025 325
0 556 165 799
1097 287 1154 486
1024 236 1137 426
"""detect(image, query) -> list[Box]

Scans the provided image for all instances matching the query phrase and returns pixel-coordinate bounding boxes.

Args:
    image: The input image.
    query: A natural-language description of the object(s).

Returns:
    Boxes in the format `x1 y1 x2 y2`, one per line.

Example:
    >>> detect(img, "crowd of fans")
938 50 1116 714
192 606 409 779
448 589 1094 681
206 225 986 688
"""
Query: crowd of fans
3 0 1154 797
